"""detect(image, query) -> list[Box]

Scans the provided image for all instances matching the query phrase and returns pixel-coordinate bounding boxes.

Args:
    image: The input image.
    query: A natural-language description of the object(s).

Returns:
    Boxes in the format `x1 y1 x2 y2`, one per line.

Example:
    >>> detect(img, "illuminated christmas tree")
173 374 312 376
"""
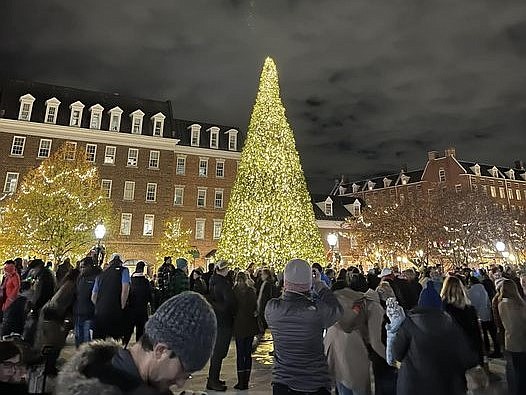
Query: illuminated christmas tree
156 217 193 268
217 57 325 270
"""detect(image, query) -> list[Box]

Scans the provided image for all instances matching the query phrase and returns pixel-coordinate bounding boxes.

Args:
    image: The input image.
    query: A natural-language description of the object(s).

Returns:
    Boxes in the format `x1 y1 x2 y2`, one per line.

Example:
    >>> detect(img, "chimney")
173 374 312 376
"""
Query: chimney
427 151 439 161
514 160 525 170
445 147 456 157
401 163 408 173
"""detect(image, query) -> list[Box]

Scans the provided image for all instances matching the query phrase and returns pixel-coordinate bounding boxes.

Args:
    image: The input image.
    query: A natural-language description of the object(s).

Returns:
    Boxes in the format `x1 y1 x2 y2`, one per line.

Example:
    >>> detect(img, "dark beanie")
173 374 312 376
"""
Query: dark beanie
418 280 443 310
144 292 217 372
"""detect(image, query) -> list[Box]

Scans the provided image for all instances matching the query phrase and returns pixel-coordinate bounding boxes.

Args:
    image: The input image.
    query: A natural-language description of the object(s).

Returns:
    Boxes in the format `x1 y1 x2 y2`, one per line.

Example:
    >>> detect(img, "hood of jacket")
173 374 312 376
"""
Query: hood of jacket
407 307 456 334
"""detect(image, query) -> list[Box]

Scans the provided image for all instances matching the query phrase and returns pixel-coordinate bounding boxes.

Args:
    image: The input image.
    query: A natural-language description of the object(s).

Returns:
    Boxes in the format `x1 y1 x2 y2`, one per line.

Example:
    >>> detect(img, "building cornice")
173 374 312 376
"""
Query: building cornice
174 144 241 160
316 219 346 229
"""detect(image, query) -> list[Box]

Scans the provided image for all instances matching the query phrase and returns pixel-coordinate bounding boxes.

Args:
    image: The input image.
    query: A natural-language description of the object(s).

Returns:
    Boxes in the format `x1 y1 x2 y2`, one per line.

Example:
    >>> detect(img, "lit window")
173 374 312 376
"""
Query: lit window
86 144 97 162
127 148 139 167
120 213 132 235
176 156 186 175
438 168 446 182
174 186 184 206
508 189 514 200
18 94 35 121
197 188 207 207
151 113 165 137
199 158 208 177
499 187 505 199
149 150 160 169
213 219 223 240
108 107 123 131
146 183 157 202
130 110 145 134
215 189 224 208
490 186 497 197
104 146 116 164
89 104 104 129
195 219 205 240
38 139 52 158
209 127 219 149
101 179 112 198
64 142 77 161
516 190 522 200
123 181 135 201
143 214 155 236
216 160 225 178
69 101 84 127
45 97 60 124
10 136 26 156
3 172 19 193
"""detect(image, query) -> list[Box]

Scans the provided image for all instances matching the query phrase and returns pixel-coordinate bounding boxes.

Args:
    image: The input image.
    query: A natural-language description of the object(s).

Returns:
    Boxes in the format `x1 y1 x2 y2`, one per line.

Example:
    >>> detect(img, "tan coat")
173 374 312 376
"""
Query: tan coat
498 298 526 352
324 288 386 393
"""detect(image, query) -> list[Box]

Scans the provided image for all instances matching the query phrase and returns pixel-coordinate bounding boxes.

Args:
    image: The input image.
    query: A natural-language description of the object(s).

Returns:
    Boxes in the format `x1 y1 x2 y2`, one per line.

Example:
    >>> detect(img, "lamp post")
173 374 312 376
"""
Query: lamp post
327 233 338 267
94 223 106 266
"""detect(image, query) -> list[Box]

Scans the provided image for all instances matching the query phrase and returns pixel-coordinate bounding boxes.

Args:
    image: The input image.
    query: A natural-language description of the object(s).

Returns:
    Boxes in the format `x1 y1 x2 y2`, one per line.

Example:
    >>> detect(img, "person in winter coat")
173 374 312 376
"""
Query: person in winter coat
324 277 386 395
1 260 20 314
172 258 190 296
257 268 275 333
391 280 478 395
1 281 31 337
442 276 485 365
265 259 343 395
468 276 501 357
55 258 73 287
232 271 259 390
124 261 153 346
73 257 101 347
190 268 207 295
202 263 215 293
207 260 236 392
156 256 176 304
56 292 217 395
497 279 526 395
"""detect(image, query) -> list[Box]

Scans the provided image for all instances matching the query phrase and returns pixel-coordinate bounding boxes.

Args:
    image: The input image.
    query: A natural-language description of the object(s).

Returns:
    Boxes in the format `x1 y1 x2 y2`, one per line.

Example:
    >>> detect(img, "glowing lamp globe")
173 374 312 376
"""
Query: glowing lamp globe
327 233 338 248
95 224 106 240
495 242 506 252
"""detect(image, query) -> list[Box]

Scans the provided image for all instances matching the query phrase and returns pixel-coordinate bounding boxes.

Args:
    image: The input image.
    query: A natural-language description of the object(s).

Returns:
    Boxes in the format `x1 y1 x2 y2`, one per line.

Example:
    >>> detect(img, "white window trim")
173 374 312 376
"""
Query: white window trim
216 159 225 178
189 124 201 147
101 179 112 198
18 93 35 121
64 141 77 161
226 129 239 151
89 104 104 130
69 101 85 127
197 187 207 208
85 144 97 162
44 97 61 124
151 112 166 137
120 213 133 236
195 218 206 240
143 214 155 236
104 146 116 165
209 126 220 149
146 182 157 202
214 188 224 209
3 172 19 193
127 148 139 167
174 185 185 206
130 109 145 135
123 181 135 201
176 155 186 175
108 106 123 132
324 197 333 216
213 219 223 240
37 138 52 158
149 150 160 169
438 168 446 182
199 157 209 177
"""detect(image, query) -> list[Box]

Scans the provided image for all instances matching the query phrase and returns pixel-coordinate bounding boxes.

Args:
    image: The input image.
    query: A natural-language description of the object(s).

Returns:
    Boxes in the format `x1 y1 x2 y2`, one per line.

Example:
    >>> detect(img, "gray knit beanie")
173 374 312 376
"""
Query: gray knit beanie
144 291 217 372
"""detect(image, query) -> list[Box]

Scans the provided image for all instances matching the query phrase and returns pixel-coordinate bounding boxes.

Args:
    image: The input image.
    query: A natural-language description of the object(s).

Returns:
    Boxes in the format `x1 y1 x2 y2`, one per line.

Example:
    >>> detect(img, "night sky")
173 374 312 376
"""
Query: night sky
2 0 526 193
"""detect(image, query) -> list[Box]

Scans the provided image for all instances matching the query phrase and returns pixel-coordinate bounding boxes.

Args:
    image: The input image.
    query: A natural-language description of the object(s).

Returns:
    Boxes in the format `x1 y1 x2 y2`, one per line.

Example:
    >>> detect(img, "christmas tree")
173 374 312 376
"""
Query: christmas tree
156 217 193 269
217 57 325 270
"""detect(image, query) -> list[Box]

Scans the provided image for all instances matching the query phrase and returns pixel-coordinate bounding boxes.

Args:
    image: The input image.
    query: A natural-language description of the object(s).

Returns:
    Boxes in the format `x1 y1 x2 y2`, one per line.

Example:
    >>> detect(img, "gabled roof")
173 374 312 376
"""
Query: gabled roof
335 168 424 195
311 194 365 221
173 118 241 152
458 160 526 180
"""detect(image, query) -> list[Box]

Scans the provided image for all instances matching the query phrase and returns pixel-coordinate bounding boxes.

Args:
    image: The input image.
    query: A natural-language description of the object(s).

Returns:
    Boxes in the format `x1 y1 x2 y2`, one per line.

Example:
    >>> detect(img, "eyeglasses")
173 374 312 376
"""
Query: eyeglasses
1 361 22 370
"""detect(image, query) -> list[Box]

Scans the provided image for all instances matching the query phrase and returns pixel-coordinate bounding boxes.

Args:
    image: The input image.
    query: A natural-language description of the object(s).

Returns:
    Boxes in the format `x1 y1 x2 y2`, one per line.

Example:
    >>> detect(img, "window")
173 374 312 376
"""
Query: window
108 107 123 131
499 187 505 199
101 179 112 198
149 150 160 169
215 189 224 209
86 144 97 162
199 158 208 177
104 146 116 164
455 184 462 193
324 197 333 216
197 188 207 207
176 156 186 175
190 124 201 146
89 104 104 129
120 213 132 235
209 127 219 149
227 129 238 151
213 219 223 240
146 183 157 202
482 185 488 196
508 189 514 200
174 186 184 206
10 136 26 156
489 167 499 178
353 201 361 216
64 142 77 160
44 97 60 124
127 148 139 167
516 190 522 200
216 160 225 178
490 186 497 197
438 168 446 182
151 113 165 137
38 139 52 158
472 164 481 176
69 101 84 127
18 94 35 121
143 214 155 236
195 219 205 240
123 181 135 201
130 110 145 134
3 172 19 193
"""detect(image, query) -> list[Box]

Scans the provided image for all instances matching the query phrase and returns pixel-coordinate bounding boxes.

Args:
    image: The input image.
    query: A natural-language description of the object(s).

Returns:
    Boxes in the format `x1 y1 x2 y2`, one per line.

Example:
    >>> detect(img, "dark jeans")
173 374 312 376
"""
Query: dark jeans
505 351 526 395
208 325 232 382
370 349 397 395
123 311 148 345
74 318 93 347
235 336 253 371
481 320 501 354
272 383 331 395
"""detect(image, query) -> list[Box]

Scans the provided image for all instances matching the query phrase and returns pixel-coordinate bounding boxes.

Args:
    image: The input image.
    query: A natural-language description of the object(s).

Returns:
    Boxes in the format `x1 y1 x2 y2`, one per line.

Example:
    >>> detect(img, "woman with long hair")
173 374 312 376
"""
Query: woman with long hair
441 276 484 365
232 271 259 390
496 279 526 395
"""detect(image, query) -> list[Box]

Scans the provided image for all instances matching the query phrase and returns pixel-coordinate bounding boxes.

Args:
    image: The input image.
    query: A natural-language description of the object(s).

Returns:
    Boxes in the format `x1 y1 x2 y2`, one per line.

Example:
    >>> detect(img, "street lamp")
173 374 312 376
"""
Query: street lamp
94 223 106 266
327 233 338 267
495 241 506 253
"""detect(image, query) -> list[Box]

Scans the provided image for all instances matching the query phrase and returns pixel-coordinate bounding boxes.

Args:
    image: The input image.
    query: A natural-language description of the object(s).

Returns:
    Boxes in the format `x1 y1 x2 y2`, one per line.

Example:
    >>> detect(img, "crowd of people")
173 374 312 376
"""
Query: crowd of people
0 251 525 395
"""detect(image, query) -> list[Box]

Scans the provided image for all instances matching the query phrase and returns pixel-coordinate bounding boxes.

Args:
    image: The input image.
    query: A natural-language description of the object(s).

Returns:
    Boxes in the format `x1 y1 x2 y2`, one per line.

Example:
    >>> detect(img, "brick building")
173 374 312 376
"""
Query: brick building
0 80 241 267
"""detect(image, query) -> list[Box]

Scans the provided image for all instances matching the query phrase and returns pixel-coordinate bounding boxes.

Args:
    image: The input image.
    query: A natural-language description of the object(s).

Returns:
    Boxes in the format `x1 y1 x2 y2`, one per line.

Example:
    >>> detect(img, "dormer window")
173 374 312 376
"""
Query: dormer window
69 101 85 127
367 180 375 191
18 94 35 121
383 178 392 188
324 197 333 216
108 107 123 131
489 166 499 178
130 110 145 134
353 200 361 216
209 127 220 149
151 112 166 137
189 124 201 146
438 168 446 182
471 164 481 176
44 97 61 124
505 169 516 180
352 183 360 193
401 175 410 185
226 129 239 151
89 104 104 129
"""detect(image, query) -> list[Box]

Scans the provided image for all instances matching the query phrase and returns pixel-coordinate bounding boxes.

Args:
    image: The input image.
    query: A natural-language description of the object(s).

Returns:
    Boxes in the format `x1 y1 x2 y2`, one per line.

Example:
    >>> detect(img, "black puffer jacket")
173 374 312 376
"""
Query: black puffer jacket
209 274 236 327
233 285 259 338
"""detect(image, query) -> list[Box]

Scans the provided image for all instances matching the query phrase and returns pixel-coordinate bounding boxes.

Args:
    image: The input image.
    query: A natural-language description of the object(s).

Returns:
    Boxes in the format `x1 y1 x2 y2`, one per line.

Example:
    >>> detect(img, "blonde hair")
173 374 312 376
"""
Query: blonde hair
441 276 471 309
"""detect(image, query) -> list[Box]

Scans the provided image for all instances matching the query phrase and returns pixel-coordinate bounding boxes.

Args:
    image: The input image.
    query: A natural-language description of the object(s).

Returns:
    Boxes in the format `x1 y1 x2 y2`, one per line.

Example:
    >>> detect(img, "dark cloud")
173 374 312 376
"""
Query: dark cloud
1 0 526 192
